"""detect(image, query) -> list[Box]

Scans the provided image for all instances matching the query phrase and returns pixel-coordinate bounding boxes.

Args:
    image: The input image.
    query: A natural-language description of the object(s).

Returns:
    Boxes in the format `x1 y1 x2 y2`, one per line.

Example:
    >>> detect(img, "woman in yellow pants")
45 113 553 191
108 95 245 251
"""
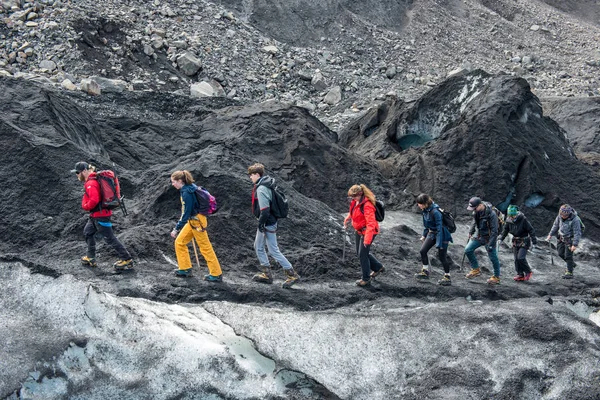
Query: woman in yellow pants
170 170 222 281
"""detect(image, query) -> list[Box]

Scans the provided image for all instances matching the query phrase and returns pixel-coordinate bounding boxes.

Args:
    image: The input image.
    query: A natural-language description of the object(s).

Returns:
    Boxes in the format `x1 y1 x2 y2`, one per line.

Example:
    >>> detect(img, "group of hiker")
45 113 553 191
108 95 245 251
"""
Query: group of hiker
73 161 585 288
342 186 583 287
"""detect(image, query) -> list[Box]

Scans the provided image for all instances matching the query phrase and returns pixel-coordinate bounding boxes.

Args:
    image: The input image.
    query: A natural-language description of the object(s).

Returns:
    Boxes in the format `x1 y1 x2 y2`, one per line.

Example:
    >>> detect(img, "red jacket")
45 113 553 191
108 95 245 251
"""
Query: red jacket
346 197 379 245
82 172 111 218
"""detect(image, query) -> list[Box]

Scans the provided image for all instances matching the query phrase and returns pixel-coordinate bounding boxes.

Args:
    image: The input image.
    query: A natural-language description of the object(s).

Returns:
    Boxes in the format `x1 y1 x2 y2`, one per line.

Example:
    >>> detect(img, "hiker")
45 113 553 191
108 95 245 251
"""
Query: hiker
414 194 453 285
344 184 385 287
170 170 222 281
72 161 133 272
499 205 537 281
464 197 502 284
546 204 582 279
248 163 299 288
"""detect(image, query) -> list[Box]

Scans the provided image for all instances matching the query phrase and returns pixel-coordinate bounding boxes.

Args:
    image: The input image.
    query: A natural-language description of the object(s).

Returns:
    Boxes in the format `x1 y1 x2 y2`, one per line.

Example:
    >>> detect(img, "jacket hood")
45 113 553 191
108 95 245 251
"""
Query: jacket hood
257 176 275 189
181 183 197 194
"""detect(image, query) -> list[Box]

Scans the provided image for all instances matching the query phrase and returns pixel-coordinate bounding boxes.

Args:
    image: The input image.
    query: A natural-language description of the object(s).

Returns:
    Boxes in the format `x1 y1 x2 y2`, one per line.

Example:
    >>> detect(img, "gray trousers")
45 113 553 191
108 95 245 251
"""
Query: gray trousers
254 223 292 269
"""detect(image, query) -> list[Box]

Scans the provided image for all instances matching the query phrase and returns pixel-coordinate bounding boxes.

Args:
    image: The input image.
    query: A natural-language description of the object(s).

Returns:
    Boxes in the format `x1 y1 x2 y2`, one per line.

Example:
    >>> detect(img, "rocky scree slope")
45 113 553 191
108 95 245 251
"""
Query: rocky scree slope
1 0 600 131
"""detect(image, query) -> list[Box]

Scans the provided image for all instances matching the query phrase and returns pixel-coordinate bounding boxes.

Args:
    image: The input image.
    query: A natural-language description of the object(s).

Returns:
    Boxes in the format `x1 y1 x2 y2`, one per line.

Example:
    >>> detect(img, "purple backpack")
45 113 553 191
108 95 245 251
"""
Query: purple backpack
194 186 218 215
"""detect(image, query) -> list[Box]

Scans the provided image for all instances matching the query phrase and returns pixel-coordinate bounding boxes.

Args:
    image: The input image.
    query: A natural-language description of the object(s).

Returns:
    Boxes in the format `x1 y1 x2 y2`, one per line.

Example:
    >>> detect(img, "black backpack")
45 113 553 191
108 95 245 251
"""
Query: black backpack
430 208 456 233
357 200 385 222
269 185 289 219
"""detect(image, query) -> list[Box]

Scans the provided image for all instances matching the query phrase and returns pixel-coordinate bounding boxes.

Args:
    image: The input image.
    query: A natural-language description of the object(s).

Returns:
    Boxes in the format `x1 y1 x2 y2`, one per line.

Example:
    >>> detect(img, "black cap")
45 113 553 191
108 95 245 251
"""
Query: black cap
467 197 482 211
71 161 89 174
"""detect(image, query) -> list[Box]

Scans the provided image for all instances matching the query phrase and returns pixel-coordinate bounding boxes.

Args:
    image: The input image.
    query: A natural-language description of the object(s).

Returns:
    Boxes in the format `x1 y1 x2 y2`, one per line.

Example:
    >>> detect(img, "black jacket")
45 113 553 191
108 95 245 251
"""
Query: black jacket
469 204 498 245
500 212 537 245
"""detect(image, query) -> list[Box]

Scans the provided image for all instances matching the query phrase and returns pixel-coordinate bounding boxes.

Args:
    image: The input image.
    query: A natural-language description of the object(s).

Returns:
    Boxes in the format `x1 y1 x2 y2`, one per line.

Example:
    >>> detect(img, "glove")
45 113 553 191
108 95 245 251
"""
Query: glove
258 223 265 233
170 229 179 238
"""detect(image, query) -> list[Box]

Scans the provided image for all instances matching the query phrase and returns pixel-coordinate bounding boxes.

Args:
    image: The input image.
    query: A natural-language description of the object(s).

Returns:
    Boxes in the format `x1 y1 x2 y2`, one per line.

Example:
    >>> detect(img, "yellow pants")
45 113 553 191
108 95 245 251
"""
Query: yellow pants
175 214 222 276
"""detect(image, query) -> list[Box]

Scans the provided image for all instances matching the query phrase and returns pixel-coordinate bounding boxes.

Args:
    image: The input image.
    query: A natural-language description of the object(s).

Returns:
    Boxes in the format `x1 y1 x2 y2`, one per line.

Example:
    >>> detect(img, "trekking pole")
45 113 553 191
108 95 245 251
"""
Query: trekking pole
342 226 347 262
191 237 202 269
547 239 554 266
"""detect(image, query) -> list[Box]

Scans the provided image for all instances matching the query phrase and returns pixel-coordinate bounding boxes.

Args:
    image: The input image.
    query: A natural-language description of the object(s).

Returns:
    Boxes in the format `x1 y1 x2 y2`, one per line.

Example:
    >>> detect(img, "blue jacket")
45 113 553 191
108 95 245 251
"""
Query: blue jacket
422 203 453 247
175 183 199 231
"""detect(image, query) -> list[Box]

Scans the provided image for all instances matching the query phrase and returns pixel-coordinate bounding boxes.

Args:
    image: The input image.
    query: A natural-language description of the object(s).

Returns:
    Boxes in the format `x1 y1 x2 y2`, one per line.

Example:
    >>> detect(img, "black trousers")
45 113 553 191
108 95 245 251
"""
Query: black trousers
420 235 450 274
513 246 531 275
557 240 576 271
355 233 383 281
84 217 131 260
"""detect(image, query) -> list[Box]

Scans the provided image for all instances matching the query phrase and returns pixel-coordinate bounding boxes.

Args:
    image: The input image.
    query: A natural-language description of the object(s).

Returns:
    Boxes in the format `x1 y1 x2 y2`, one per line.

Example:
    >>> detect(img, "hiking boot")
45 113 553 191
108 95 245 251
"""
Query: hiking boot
415 268 430 279
113 259 134 270
513 274 525 281
370 266 386 278
438 275 452 286
282 268 300 288
562 270 573 279
487 275 500 285
81 256 98 268
355 279 371 287
204 274 223 282
174 268 192 277
253 267 273 284
465 268 481 279
523 272 533 281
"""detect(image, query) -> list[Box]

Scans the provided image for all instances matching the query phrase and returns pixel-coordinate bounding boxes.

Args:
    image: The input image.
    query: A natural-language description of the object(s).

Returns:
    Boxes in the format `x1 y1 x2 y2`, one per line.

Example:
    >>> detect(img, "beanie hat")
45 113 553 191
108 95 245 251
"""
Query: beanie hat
507 205 518 217
559 204 573 216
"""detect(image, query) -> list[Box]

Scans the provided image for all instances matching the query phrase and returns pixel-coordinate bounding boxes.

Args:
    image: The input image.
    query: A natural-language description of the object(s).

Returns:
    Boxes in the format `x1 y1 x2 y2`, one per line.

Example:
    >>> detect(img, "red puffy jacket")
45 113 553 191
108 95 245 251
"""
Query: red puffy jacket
346 197 379 245
82 172 111 218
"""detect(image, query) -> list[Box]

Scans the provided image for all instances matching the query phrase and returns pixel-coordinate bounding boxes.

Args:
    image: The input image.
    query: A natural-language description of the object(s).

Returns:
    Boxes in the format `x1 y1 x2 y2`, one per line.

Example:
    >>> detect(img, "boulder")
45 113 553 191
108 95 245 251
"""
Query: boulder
323 86 342 105
177 52 202 76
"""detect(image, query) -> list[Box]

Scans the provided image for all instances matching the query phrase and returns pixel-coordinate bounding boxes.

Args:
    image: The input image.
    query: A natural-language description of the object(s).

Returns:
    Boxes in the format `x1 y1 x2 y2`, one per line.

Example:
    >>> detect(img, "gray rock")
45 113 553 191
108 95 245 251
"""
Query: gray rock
190 81 215 97
386 66 397 79
297 69 313 81
143 44 154 56
61 79 76 90
90 76 128 93
323 86 342 105
39 59 56 71
177 52 202 76
80 79 101 96
522 56 533 65
311 71 327 91
172 40 187 50
530 24 540 31
296 100 316 112
263 45 278 55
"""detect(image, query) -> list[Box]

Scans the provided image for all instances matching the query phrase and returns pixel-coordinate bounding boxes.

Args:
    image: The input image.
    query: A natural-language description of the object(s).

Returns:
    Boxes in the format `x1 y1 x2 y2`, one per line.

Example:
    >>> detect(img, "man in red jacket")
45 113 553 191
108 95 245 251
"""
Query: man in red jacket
73 161 133 272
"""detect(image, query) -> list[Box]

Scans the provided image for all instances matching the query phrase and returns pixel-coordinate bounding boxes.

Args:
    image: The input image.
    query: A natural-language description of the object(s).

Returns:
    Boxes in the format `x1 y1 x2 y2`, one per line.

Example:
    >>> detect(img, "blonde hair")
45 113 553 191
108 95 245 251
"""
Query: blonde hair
171 170 195 185
348 184 376 206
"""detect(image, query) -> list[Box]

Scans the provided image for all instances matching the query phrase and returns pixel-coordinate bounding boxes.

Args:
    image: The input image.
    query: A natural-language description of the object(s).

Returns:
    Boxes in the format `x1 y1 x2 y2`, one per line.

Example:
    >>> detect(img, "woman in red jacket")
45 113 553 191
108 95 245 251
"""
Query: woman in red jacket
344 184 384 286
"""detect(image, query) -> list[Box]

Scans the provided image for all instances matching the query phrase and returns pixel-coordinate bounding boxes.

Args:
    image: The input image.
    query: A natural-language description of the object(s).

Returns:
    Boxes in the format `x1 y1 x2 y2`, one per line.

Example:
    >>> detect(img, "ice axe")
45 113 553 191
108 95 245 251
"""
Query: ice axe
191 237 202 270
